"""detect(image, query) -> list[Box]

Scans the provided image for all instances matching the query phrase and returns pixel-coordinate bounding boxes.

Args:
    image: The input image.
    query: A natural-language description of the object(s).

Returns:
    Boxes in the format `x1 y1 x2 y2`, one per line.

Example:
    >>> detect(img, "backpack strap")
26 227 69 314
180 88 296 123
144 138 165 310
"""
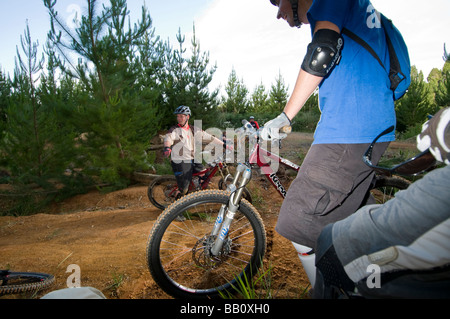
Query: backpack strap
341 15 406 92
341 27 385 71
381 15 406 91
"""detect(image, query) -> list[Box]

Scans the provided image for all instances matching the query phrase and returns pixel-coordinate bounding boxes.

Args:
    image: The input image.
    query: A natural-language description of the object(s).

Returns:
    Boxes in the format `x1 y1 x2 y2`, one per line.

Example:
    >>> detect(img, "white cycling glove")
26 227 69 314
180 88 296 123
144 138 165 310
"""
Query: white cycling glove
416 107 450 165
260 112 291 141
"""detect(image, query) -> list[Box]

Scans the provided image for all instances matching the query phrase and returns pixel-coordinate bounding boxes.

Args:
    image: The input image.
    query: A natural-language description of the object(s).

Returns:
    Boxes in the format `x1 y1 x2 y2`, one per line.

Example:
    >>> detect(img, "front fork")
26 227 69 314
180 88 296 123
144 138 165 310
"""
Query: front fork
210 163 252 257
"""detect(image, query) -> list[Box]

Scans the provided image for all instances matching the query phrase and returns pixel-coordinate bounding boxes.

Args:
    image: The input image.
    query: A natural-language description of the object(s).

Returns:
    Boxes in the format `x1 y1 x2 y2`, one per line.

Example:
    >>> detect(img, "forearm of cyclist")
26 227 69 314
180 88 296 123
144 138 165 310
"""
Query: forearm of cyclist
283 69 323 121
164 129 180 148
201 131 226 147
163 137 173 149
163 134 175 158
212 137 228 148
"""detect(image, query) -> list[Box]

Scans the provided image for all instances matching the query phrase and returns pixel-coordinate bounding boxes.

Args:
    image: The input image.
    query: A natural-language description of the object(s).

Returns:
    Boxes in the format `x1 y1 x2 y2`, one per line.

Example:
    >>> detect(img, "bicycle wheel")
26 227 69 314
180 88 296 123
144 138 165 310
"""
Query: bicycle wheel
148 175 178 210
146 189 266 299
370 175 410 204
0 271 55 296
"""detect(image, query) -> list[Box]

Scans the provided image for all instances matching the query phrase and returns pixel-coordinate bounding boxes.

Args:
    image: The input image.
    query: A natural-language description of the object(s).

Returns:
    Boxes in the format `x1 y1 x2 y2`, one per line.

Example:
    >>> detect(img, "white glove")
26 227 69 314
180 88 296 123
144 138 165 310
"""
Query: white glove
416 107 450 165
260 112 291 141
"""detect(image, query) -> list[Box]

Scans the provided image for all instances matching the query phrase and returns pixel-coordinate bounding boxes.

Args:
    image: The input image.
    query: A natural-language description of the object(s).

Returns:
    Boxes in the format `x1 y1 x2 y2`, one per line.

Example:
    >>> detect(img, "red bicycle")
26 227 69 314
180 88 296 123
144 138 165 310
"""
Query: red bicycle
147 152 252 210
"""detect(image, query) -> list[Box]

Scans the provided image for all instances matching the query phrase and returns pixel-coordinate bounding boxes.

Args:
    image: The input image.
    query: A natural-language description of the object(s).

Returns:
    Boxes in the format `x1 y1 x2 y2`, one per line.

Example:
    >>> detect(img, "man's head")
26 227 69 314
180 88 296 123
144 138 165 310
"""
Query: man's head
270 0 312 28
174 105 191 127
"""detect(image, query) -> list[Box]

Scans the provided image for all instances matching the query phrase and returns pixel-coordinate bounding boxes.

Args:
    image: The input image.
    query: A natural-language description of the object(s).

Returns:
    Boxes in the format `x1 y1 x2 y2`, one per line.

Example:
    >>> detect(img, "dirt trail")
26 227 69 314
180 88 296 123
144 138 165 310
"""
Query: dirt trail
0 187 307 299
0 132 415 299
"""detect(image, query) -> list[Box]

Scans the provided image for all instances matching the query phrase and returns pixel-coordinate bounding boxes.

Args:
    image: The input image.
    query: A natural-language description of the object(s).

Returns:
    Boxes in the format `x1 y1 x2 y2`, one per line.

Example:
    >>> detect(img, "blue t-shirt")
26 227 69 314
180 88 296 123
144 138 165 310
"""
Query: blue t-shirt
307 0 396 144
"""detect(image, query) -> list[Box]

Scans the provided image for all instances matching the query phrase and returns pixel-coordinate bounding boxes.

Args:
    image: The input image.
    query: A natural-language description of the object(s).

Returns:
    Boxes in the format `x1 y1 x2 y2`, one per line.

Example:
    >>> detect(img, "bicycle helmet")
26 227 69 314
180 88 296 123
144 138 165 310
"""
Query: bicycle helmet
270 0 301 28
174 105 191 116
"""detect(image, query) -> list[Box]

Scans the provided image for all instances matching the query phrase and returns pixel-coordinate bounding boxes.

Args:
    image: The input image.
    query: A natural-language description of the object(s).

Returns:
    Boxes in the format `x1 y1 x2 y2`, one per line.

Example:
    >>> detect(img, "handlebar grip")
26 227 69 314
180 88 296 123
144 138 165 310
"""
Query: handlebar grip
281 126 292 134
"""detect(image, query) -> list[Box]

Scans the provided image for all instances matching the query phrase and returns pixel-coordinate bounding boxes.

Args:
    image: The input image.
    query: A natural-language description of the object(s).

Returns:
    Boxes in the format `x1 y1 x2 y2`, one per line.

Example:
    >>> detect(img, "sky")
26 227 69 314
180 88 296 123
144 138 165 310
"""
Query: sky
1 0 449 96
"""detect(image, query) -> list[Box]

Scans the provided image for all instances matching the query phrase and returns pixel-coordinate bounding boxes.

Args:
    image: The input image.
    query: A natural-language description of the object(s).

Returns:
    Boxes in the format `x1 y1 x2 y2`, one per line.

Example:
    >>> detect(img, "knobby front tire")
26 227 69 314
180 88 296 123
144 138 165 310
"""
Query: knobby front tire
146 190 266 299
0 271 55 296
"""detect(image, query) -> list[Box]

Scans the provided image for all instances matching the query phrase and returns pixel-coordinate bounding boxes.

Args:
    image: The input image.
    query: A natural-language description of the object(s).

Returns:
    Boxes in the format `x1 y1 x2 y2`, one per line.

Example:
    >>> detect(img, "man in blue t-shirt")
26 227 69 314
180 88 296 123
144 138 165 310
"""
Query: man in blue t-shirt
262 0 399 287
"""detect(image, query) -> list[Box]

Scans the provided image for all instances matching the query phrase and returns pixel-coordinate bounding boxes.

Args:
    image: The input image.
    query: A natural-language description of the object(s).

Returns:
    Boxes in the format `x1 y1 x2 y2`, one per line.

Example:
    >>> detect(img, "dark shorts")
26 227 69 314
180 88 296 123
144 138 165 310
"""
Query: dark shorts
275 142 389 249
171 160 205 195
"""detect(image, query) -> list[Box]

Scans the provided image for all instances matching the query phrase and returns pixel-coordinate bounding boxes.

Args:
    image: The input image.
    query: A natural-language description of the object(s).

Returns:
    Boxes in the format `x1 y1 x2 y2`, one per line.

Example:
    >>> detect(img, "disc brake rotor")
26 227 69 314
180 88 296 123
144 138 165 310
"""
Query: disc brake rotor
192 235 232 269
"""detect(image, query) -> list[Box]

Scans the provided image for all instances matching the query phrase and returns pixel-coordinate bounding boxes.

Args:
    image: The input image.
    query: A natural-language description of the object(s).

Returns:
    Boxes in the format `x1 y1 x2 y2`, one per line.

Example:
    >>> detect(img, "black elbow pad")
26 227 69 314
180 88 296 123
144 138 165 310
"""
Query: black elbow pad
301 29 344 77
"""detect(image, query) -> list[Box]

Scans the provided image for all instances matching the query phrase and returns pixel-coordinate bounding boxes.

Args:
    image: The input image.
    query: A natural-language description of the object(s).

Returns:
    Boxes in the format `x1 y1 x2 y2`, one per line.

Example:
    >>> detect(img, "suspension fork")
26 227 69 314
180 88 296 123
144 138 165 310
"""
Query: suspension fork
210 163 252 257
210 164 244 237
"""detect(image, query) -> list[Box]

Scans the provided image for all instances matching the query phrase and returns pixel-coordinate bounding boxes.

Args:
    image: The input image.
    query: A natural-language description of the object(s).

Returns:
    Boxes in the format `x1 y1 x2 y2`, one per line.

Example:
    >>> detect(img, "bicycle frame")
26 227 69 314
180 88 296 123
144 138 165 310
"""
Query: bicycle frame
248 142 300 198
181 161 230 194
196 164 221 189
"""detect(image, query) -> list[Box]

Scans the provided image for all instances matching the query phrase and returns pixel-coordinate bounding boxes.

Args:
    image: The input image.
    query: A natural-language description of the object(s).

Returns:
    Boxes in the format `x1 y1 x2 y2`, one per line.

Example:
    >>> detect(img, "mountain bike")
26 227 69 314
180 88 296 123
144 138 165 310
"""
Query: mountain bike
147 151 252 210
0 269 55 296
146 121 411 299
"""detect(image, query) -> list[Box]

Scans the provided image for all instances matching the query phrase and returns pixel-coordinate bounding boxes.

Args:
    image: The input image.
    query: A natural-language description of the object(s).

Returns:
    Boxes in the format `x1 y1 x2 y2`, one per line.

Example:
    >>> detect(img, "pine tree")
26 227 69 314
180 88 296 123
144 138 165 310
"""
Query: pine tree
268 71 289 113
435 69 450 108
250 82 268 113
134 28 168 128
395 66 437 132
0 22 81 211
186 25 219 126
163 26 219 127
163 28 191 121
6 21 46 179
222 68 249 114
44 0 161 187
0 70 10 129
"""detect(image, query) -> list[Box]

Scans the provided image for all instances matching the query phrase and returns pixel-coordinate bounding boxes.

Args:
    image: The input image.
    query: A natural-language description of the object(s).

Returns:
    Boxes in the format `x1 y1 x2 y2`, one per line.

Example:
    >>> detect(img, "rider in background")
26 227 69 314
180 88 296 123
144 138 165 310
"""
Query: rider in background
314 107 450 299
249 116 260 129
261 0 400 287
163 106 229 198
